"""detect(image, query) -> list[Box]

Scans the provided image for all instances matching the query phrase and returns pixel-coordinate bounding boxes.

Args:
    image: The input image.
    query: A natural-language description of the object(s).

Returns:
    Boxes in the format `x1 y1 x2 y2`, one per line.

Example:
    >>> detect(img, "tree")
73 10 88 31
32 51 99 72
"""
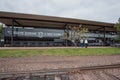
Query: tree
63 30 69 40
68 25 88 46
114 18 120 41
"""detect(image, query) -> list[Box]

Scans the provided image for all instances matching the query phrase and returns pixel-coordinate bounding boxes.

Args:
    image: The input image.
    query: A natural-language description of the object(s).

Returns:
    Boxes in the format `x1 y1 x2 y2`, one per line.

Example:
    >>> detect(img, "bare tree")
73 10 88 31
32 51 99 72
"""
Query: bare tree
68 25 88 46
63 30 69 40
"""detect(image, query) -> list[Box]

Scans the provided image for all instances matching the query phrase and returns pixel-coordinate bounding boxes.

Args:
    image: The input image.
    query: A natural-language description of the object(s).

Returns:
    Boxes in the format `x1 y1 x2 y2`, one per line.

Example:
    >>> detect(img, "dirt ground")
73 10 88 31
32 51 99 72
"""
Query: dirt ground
0 55 120 72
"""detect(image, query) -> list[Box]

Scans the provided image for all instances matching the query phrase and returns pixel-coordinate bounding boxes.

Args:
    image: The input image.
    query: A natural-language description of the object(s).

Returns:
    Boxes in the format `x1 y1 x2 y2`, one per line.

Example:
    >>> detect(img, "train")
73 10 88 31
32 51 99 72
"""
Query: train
0 26 117 47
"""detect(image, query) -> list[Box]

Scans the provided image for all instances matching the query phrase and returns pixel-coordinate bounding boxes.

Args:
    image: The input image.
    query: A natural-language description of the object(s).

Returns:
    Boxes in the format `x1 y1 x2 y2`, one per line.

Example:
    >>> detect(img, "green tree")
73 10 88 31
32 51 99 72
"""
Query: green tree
114 18 120 41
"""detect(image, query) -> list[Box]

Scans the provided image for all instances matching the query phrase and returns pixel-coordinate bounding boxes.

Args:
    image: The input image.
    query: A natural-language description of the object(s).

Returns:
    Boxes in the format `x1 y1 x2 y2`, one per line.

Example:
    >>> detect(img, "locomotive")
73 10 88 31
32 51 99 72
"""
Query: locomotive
0 26 74 47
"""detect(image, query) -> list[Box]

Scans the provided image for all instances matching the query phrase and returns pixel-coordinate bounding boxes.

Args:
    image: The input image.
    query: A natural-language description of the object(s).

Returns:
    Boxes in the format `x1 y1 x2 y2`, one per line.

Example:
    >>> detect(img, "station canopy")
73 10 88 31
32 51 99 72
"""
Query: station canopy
0 11 115 31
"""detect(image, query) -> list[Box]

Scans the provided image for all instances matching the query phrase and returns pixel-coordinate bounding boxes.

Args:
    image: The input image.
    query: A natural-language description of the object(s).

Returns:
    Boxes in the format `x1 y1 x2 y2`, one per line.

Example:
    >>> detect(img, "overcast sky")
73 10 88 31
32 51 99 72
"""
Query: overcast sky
0 0 120 23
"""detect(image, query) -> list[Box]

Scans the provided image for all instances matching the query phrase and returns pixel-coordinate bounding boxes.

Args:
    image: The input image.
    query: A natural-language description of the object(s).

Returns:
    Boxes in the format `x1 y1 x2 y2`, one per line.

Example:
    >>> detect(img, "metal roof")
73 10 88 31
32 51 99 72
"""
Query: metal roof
0 11 115 31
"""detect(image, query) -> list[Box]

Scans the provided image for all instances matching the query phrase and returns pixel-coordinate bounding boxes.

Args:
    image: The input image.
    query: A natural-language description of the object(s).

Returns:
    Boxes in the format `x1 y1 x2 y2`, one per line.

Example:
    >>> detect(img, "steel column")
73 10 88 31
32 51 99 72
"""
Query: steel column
11 19 15 47
65 25 69 47
103 27 106 46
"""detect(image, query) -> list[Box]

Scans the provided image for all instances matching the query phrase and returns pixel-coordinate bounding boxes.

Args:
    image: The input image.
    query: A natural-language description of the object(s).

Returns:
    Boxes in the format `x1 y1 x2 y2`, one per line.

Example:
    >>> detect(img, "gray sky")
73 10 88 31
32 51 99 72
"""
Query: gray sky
0 0 120 23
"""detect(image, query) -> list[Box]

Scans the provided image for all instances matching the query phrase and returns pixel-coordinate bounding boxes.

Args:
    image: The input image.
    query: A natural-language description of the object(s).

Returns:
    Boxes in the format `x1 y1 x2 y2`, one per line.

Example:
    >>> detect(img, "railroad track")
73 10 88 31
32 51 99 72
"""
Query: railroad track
0 64 120 80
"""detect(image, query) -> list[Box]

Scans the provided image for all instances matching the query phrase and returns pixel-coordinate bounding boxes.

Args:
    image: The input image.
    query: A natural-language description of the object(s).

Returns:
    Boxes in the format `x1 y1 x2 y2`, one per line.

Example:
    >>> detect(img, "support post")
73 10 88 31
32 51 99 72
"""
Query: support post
103 27 106 46
11 19 14 47
65 25 69 47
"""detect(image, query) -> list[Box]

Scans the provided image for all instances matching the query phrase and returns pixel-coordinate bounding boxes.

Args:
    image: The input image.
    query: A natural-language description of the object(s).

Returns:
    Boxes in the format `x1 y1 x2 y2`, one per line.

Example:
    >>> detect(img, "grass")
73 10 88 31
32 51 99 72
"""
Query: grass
0 48 120 57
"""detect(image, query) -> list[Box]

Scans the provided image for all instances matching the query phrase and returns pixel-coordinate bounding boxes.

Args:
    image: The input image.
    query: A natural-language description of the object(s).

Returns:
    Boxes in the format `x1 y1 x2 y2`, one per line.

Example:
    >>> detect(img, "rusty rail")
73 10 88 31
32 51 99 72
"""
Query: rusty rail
0 64 120 79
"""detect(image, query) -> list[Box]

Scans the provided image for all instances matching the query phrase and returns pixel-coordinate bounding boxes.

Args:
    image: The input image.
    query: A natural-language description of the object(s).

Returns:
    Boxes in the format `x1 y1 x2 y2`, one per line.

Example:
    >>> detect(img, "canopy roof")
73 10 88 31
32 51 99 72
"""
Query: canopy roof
0 11 115 31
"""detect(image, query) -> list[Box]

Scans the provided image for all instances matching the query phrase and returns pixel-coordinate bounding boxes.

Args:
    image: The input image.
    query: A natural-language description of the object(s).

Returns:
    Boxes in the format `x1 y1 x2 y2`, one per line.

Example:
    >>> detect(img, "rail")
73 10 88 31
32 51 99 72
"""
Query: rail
0 63 120 76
